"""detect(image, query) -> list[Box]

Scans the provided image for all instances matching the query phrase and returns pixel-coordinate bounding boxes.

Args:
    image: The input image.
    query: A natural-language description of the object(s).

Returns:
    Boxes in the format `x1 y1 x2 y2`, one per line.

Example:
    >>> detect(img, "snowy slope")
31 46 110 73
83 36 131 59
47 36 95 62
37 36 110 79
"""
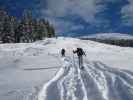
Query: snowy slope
81 33 133 40
38 57 133 100
0 37 133 100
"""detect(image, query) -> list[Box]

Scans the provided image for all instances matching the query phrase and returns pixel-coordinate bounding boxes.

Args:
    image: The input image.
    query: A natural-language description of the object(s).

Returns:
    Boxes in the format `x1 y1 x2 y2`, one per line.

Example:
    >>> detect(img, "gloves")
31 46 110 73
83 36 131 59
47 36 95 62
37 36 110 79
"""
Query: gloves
73 50 75 53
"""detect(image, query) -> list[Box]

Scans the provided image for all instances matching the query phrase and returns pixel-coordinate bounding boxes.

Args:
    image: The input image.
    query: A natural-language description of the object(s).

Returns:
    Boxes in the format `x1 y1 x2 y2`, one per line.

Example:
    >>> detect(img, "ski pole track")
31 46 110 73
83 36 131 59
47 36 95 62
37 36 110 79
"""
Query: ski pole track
84 61 133 100
38 56 133 100
58 57 87 100
72 58 88 100
38 57 70 100
59 62 76 100
73 57 89 100
83 62 109 100
96 62 133 88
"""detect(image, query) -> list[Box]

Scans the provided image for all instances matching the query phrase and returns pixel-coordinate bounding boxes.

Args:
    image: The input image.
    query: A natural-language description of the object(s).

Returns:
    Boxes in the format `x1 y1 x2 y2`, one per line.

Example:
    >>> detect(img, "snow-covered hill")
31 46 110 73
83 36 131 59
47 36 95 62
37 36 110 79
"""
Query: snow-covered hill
0 37 133 100
39 57 133 100
81 33 133 40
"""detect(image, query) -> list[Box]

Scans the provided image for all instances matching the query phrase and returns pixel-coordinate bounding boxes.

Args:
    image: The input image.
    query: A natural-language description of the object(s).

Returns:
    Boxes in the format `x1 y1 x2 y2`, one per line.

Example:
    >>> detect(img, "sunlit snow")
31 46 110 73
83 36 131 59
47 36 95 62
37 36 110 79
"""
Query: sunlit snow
0 37 133 100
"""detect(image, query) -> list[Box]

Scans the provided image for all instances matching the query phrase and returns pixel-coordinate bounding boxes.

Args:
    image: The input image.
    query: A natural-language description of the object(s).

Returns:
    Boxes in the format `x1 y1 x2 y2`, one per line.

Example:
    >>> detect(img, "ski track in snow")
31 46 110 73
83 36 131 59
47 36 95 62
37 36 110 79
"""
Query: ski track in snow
38 57 133 100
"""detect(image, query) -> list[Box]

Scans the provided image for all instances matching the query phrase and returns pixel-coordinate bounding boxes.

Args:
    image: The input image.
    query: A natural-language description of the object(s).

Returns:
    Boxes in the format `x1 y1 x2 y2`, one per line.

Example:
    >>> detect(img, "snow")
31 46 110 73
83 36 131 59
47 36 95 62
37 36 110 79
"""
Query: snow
0 37 133 100
81 33 133 40
38 62 65 100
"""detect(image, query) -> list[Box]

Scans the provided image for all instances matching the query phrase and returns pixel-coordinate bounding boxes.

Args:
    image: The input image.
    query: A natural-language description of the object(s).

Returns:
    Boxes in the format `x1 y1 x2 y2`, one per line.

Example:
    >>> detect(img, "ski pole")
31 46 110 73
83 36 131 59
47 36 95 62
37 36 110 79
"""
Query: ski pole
73 53 75 66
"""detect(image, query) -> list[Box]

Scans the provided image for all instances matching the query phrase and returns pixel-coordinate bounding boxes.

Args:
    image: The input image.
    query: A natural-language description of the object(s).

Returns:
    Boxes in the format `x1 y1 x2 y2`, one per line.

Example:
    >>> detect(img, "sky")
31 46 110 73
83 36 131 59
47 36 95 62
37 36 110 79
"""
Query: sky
1 0 133 36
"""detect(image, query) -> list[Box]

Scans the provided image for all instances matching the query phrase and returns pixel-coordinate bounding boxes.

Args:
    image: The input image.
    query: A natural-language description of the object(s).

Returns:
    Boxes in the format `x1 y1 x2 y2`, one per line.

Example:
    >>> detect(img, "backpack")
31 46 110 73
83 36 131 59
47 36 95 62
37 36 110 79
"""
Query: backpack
61 49 65 54
77 48 84 56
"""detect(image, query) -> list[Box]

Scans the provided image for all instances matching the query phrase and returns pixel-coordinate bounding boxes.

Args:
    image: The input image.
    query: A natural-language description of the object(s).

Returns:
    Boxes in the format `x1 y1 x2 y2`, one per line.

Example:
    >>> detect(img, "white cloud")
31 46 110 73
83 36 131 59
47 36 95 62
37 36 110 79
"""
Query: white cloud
39 0 117 33
41 0 105 23
70 24 84 30
45 17 84 33
121 0 133 26
39 0 108 33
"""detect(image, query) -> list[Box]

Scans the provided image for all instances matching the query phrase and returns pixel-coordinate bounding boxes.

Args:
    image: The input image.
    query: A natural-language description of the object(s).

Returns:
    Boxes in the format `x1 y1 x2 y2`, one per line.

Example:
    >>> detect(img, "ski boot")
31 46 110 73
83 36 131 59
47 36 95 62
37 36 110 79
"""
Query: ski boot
80 66 84 70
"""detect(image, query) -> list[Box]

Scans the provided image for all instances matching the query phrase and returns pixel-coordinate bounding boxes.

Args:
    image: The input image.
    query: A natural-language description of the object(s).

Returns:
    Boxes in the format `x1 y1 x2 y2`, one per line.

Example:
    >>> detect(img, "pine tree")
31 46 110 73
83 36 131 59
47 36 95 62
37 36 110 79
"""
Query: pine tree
50 25 55 37
14 21 23 43
0 9 8 42
2 15 13 43
0 9 56 43
40 19 48 38
21 10 33 42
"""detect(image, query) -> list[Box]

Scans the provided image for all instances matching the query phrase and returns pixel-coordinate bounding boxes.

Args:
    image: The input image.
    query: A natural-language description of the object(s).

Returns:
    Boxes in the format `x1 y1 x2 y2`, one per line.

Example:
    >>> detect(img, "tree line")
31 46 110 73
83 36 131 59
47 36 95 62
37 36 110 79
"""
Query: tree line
81 38 133 47
0 9 55 43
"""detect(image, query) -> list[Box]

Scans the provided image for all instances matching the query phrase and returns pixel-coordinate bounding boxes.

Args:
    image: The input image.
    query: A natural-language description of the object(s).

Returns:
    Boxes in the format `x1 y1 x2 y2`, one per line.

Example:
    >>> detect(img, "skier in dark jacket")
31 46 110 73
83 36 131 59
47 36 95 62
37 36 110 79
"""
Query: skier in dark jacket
73 48 86 69
61 48 65 57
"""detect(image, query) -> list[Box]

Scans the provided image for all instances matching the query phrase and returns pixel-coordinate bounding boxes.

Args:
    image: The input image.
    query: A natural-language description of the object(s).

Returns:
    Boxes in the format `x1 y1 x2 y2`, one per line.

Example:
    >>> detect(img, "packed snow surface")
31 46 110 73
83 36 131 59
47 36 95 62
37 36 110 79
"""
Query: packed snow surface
0 37 133 100
81 33 133 40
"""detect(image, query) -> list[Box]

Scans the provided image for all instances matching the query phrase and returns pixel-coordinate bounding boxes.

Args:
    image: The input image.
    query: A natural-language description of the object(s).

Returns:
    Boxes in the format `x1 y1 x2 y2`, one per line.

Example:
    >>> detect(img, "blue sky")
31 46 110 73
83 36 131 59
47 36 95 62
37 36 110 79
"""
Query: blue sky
1 0 133 36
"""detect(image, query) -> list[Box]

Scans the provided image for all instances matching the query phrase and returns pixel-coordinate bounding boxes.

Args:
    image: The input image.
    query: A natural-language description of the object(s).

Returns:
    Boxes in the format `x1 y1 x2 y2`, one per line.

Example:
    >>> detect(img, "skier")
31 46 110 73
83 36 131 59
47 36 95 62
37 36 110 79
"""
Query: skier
61 48 65 57
73 48 86 69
